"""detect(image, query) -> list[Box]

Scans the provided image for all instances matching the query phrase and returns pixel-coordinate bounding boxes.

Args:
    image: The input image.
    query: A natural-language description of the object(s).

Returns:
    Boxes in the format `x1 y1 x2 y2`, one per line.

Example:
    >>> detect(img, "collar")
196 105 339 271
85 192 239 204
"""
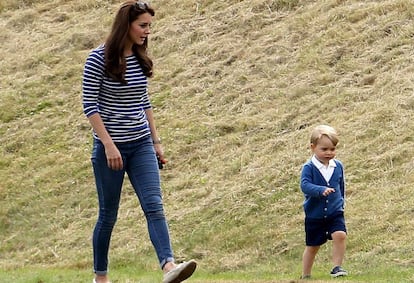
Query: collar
311 155 337 169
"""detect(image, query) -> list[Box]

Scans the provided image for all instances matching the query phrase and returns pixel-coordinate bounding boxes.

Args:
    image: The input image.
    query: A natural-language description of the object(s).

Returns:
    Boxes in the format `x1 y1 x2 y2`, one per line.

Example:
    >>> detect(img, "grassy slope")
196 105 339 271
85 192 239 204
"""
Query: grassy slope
1 0 414 281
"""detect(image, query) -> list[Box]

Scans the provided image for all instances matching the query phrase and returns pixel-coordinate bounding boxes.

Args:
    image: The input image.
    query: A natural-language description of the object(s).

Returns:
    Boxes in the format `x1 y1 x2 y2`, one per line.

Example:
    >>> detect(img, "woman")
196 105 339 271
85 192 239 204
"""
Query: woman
82 1 197 283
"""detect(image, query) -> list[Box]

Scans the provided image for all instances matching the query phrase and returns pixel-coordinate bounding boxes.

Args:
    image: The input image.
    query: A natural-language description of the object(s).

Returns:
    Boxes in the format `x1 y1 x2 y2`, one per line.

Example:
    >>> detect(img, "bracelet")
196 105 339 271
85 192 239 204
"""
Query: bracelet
153 138 162 144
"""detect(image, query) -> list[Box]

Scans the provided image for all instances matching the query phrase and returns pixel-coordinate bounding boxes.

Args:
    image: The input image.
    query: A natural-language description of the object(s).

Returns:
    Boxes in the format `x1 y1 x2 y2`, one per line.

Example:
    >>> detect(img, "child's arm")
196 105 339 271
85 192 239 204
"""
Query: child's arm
340 162 345 198
333 160 346 198
300 163 331 197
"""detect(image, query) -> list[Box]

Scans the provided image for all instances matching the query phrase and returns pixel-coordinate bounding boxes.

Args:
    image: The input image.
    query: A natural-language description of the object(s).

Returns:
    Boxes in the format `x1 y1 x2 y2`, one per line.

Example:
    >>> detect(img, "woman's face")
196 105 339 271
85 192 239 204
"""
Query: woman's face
127 12 152 46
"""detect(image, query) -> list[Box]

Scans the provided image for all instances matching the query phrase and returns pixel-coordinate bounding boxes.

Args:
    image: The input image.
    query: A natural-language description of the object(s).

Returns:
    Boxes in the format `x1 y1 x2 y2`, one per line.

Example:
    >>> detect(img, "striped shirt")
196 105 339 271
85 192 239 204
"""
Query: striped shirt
82 45 152 143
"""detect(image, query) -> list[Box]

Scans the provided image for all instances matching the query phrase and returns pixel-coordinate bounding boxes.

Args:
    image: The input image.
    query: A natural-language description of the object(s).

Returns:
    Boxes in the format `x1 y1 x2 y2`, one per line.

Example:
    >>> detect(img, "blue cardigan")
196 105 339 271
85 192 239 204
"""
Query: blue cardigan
300 159 345 219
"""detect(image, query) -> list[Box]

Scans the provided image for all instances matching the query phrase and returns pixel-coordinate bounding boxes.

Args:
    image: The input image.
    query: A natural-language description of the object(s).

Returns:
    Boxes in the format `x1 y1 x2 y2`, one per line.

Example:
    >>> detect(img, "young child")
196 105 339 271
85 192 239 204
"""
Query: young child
300 125 348 279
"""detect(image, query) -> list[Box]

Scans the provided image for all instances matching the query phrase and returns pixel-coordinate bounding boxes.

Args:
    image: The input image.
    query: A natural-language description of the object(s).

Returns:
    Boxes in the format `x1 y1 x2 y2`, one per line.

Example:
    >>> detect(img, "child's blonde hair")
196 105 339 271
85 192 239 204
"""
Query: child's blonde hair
310 125 339 146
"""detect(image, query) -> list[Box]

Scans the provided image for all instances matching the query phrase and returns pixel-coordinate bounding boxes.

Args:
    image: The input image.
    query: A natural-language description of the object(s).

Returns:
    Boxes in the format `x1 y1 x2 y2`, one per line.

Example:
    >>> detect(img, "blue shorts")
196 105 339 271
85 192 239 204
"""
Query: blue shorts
305 212 347 246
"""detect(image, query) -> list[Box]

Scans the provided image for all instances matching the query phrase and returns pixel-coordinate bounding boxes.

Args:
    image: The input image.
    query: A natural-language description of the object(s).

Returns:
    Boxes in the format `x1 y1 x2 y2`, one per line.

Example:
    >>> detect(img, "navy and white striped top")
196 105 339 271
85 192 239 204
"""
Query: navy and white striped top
82 45 152 143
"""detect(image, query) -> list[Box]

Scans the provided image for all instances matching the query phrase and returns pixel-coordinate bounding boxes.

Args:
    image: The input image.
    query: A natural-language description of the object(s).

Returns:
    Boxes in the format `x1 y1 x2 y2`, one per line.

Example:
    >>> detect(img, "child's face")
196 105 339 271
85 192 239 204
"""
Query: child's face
311 135 336 165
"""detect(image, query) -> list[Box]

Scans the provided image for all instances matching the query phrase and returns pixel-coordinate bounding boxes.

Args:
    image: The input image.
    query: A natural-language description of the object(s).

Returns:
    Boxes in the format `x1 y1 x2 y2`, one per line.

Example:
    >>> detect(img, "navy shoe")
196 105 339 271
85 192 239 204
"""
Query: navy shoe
330 266 348 277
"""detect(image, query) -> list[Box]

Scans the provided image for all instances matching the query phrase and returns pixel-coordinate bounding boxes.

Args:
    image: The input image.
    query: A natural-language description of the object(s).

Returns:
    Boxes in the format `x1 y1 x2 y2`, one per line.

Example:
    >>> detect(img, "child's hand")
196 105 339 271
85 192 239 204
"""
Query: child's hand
323 187 335 196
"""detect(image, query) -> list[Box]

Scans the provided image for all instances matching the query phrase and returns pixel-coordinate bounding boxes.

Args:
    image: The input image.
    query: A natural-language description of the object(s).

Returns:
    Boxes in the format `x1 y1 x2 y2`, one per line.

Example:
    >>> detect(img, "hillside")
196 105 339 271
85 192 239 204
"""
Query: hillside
1 0 414 282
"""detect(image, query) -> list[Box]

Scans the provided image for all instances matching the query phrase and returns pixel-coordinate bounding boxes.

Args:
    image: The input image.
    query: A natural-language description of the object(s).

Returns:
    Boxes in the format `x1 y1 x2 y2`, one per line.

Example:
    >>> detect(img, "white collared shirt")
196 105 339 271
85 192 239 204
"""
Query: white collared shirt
311 155 337 185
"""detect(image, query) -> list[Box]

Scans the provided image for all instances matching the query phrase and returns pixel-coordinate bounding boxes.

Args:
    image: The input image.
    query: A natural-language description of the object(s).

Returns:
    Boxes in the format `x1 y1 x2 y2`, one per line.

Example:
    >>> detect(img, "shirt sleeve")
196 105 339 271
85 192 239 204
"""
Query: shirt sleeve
82 50 105 117
141 88 152 110
338 161 346 198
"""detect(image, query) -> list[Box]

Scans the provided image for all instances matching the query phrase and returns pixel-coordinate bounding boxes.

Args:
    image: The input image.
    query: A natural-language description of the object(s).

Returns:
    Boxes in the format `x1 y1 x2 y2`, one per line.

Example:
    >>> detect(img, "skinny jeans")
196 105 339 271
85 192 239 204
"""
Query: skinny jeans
91 136 174 275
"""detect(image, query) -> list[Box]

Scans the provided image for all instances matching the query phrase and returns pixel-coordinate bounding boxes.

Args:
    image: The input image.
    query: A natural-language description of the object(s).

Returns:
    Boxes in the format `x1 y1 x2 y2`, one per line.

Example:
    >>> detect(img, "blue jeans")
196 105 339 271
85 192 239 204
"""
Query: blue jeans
91 137 174 275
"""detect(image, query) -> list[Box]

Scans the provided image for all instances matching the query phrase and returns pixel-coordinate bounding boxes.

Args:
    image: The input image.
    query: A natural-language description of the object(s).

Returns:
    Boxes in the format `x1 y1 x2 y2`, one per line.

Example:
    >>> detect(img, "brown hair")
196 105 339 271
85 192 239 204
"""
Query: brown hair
104 1 155 83
310 125 339 146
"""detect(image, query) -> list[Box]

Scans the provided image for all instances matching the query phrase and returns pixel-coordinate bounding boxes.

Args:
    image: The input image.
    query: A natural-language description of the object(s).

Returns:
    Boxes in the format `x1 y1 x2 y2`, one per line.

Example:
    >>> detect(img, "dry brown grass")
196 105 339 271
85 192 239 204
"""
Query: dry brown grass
1 0 414 281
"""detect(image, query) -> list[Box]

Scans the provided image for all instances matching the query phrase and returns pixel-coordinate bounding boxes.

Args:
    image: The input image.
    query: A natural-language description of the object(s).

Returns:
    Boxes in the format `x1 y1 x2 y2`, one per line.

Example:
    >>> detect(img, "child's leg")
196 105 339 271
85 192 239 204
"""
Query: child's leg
331 231 346 266
302 245 320 276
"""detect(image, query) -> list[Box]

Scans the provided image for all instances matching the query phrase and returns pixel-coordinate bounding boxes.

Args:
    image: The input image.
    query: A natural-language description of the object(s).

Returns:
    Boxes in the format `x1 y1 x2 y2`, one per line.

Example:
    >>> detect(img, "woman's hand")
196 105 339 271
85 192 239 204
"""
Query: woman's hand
154 143 165 159
154 143 167 166
104 143 123 170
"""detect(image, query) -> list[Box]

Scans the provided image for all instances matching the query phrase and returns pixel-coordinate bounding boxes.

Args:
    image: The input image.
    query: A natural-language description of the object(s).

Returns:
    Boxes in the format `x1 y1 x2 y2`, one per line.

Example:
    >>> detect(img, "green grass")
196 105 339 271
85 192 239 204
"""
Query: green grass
1 263 414 283
2 0 414 282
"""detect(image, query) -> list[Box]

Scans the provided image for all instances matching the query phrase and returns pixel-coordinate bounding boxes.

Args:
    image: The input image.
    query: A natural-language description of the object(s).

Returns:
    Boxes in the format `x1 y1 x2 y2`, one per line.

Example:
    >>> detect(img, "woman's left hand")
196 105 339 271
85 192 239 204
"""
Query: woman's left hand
154 143 165 160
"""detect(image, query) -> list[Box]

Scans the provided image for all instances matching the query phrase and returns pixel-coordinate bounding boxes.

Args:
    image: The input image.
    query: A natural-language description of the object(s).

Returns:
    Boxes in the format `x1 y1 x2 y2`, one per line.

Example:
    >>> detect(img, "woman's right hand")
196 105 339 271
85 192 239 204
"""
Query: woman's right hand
104 143 123 170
